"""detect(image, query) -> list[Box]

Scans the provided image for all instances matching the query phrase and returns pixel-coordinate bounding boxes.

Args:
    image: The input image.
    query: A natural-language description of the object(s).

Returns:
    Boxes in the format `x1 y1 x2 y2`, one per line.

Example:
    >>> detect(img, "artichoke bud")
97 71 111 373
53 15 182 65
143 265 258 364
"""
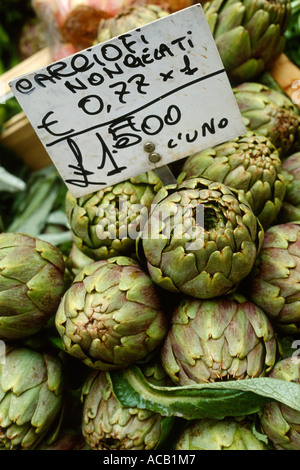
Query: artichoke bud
81 369 167 450
260 357 300 450
96 4 170 43
0 346 65 450
248 222 300 334
0 232 66 340
179 132 286 230
139 177 264 299
66 173 162 261
233 82 300 158
175 417 268 450
161 293 277 384
55 256 168 370
203 0 291 83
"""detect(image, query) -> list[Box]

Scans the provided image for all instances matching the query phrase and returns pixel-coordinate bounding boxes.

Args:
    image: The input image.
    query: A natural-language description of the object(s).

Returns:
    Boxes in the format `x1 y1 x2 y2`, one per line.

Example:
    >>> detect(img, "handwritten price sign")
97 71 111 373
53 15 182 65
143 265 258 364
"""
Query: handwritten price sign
10 4 246 197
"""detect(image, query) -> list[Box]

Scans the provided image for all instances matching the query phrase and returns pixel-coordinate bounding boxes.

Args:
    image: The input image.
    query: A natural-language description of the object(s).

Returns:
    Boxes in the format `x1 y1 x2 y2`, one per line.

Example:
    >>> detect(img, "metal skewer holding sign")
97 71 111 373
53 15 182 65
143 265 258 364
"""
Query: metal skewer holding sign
9 4 246 196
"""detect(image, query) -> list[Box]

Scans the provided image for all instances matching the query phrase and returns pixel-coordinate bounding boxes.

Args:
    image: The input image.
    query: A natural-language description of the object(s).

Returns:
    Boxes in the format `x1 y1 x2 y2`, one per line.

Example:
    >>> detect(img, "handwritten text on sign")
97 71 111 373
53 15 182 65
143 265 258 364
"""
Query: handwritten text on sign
10 4 246 197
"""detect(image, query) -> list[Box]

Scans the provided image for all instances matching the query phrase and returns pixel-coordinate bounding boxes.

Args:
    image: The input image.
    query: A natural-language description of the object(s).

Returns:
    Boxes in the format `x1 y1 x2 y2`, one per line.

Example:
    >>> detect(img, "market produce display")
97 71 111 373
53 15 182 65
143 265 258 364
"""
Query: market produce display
0 0 299 452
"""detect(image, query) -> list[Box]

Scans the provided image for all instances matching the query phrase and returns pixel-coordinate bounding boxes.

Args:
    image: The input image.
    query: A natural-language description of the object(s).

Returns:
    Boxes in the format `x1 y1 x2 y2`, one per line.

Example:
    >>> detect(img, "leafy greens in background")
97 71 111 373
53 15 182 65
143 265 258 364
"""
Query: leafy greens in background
0 145 71 253
0 0 34 73
285 0 300 67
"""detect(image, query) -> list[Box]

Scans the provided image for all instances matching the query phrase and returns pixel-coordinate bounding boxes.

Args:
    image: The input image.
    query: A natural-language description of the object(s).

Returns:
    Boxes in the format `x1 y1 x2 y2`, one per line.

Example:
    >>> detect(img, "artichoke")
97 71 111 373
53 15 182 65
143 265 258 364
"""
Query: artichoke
138 177 264 299
203 0 291 83
0 232 65 340
81 369 169 450
248 222 300 334
260 357 300 450
175 417 268 450
96 4 169 43
179 132 286 230
66 172 162 261
55 256 168 370
161 293 276 385
0 346 64 450
233 82 300 158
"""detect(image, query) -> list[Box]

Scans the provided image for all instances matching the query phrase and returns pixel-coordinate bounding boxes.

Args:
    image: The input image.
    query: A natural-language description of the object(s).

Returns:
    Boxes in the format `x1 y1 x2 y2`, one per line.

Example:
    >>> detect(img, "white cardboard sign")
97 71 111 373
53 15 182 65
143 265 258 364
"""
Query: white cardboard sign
10 4 246 197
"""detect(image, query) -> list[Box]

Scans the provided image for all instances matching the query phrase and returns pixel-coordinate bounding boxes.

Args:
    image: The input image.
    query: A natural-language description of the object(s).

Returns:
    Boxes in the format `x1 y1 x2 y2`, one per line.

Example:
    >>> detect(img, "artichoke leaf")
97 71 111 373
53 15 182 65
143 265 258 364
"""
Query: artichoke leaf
110 366 300 420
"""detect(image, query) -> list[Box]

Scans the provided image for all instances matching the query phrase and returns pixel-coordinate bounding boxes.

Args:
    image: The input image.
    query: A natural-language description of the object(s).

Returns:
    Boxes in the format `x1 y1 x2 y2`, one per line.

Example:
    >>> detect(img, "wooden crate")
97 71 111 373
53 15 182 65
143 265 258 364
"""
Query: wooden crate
0 48 52 170
1 48 300 171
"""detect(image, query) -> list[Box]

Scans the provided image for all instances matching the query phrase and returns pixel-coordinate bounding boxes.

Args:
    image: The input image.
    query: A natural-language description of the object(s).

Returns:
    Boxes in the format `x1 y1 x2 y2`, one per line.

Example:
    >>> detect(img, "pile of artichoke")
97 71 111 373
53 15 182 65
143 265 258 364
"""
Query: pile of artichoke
0 0 299 452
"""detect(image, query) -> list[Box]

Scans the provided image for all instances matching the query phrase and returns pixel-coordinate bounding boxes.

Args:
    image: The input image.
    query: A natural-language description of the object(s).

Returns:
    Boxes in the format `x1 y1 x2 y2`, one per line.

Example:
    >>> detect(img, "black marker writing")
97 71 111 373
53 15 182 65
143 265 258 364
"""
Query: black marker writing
65 138 106 188
37 111 74 137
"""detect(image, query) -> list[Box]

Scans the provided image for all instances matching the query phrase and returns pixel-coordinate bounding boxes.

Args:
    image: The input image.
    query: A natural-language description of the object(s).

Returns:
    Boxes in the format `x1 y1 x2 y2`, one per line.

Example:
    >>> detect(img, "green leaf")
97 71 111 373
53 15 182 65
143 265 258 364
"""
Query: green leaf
38 231 73 246
0 166 26 193
110 366 300 421
8 166 64 235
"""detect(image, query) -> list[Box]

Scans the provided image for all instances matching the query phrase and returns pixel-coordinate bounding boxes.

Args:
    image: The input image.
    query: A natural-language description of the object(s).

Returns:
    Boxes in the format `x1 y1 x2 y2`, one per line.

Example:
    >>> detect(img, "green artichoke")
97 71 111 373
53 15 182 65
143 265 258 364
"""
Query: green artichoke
81 369 168 450
0 232 65 340
260 357 300 450
138 177 264 299
55 256 168 370
66 172 162 261
233 82 300 158
96 4 169 43
0 345 64 450
248 222 300 334
179 132 286 230
175 417 268 450
203 0 291 83
161 293 276 384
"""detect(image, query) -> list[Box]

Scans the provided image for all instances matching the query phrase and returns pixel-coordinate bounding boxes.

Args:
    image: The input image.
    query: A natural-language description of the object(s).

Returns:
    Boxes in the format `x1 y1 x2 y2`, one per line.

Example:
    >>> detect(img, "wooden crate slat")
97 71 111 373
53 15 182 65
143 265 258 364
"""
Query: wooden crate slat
1 112 52 170
0 47 52 99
